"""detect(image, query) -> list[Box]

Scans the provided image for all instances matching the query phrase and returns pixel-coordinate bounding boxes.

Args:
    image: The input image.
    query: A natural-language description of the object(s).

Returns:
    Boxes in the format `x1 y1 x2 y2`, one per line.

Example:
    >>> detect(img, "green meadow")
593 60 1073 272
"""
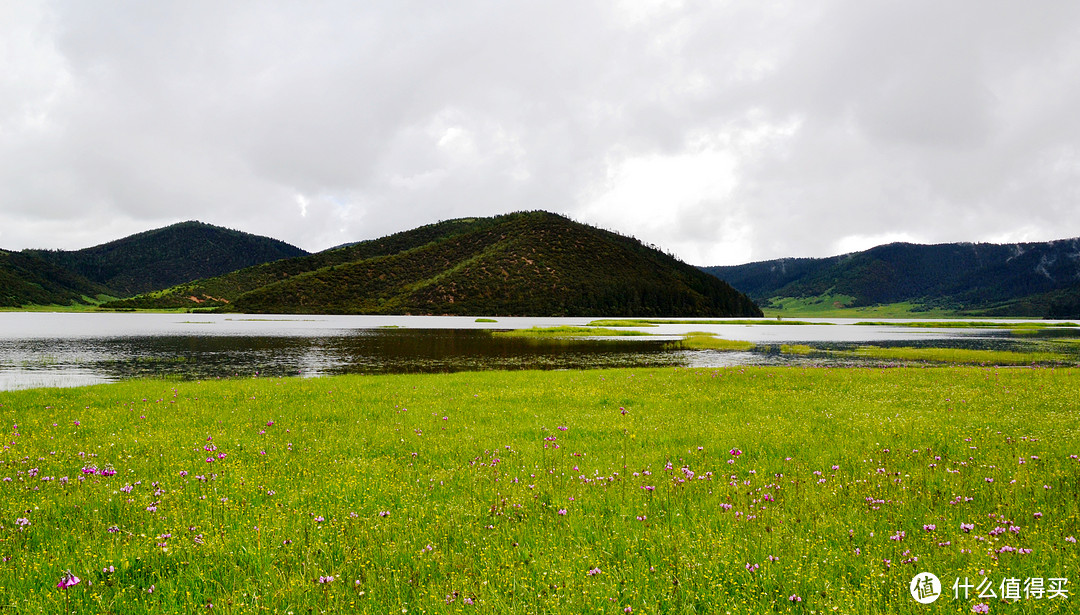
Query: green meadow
1 367 1078 614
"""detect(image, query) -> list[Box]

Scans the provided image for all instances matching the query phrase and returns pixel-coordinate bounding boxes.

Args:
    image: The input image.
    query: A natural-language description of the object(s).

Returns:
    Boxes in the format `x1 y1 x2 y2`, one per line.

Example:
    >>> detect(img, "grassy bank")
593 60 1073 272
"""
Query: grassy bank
1 367 1078 613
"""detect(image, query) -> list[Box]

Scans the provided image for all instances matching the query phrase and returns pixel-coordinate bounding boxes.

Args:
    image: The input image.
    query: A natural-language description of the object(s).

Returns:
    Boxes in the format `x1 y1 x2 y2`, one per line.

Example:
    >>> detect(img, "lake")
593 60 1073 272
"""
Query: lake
0 312 1070 390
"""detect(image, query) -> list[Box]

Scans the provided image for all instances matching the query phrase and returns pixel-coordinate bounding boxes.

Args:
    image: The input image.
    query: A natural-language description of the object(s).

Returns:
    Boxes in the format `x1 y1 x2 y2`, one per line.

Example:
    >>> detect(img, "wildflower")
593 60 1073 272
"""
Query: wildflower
463 597 474 605
57 571 80 589
318 575 334 584
587 567 601 576
972 604 989 614
923 524 936 532
745 563 759 572
1066 536 1076 543
788 594 802 602
557 508 567 515
961 523 975 533
148 584 155 593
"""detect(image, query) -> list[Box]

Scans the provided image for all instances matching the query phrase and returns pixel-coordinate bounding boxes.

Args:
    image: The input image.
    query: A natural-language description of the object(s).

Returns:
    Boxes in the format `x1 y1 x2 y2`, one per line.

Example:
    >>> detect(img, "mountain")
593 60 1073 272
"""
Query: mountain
27 221 309 297
106 211 763 317
0 250 112 307
703 238 1080 317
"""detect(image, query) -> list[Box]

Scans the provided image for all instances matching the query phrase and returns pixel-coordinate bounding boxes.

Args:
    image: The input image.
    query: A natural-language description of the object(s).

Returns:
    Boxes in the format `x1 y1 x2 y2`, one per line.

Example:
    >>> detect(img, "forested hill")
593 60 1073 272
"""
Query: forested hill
107 212 763 317
702 238 1080 317
27 221 308 296
0 250 112 307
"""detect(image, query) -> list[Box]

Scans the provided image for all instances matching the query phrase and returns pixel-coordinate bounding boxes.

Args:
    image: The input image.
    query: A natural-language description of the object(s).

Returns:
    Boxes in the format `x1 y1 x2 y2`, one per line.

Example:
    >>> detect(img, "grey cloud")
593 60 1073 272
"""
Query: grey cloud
2 0 1080 264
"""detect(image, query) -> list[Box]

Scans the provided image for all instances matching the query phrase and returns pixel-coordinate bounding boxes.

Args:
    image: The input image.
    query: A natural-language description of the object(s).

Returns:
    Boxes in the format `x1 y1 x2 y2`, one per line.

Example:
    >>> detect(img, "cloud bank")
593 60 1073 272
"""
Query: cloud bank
3 0 1080 265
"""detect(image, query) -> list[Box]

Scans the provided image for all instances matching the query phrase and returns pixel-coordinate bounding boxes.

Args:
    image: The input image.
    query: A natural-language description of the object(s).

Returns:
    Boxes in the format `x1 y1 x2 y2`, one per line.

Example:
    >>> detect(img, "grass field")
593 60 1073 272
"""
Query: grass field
1 367 1078 614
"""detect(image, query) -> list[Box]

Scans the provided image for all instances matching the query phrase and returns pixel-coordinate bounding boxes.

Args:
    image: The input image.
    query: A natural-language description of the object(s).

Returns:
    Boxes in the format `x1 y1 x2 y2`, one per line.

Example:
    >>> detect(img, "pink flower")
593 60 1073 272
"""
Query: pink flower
57 571 80 589
972 604 989 614
788 594 802 602
587 567 601 576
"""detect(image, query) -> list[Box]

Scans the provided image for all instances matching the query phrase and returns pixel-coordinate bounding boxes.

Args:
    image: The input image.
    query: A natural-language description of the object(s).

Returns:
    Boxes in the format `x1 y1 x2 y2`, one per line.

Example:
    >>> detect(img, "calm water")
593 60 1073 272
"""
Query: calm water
0 313 1072 390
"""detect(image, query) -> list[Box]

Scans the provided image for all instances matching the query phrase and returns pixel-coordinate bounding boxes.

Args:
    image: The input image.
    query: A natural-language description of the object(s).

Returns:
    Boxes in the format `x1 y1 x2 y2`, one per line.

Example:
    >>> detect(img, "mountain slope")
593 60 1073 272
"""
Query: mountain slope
703 238 1080 316
102 217 504 308
28 221 309 296
110 212 762 317
0 250 112 307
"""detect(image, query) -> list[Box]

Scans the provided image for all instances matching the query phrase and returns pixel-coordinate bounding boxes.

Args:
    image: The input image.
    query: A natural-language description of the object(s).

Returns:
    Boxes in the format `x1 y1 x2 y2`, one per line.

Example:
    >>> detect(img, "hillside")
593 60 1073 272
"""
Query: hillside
108 212 762 317
28 221 309 296
703 238 1080 317
0 250 113 307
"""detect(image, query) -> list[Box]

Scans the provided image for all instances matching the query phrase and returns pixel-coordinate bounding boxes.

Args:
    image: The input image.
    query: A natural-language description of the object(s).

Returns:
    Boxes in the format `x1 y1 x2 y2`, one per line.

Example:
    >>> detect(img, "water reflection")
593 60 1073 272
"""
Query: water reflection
0 329 686 390
1 313 1076 390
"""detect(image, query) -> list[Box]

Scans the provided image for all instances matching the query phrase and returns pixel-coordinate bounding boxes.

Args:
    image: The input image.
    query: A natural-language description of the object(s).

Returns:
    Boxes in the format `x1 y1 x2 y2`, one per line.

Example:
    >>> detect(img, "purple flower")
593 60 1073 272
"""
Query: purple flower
788 594 802 602
557 509 567 516
57 571 80 589
961 523 975 533
587 567 601 576
972 604 989 614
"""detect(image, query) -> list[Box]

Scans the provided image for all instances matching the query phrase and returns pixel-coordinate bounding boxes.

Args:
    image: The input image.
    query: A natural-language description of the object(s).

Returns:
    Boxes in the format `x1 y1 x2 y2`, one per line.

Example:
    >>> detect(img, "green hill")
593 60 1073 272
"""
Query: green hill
28 221 308 297
108 212 762 317
703 238 1080 317
0 250 113 308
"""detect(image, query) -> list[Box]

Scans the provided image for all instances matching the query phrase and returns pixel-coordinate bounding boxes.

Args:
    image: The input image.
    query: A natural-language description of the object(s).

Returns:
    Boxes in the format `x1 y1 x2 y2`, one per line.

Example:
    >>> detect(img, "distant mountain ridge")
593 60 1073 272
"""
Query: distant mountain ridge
108 212 763 317
703 238 1080 317
27 221 309 296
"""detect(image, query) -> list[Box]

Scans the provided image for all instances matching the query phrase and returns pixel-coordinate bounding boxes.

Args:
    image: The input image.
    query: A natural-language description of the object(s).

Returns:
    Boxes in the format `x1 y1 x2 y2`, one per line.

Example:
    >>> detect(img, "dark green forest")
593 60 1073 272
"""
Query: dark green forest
27 221 307 296
703 239 1080 317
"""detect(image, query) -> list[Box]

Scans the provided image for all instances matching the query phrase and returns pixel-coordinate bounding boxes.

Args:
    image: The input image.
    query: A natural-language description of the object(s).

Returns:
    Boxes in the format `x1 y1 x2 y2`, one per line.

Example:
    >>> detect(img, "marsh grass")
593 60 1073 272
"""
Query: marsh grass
494 326 651 338
1 367 1078 613
841 345 1068 366
677 332 755 351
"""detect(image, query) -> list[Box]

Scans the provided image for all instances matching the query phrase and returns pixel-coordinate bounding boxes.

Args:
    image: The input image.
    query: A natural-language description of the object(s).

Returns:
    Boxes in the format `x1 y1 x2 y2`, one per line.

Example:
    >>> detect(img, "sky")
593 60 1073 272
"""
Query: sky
3 1 1080 266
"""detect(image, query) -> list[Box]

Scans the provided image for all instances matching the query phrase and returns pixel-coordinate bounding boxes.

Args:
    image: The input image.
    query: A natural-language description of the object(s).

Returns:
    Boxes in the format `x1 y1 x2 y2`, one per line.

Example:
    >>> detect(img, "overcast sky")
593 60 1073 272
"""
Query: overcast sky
4 1 1080 265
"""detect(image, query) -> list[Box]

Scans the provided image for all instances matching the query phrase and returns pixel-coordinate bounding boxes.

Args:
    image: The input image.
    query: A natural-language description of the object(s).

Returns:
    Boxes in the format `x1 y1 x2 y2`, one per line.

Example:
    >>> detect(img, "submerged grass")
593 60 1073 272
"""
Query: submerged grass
855 321 1076 329
2 367 1078 614
587 319 818 327
494 326 652 338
